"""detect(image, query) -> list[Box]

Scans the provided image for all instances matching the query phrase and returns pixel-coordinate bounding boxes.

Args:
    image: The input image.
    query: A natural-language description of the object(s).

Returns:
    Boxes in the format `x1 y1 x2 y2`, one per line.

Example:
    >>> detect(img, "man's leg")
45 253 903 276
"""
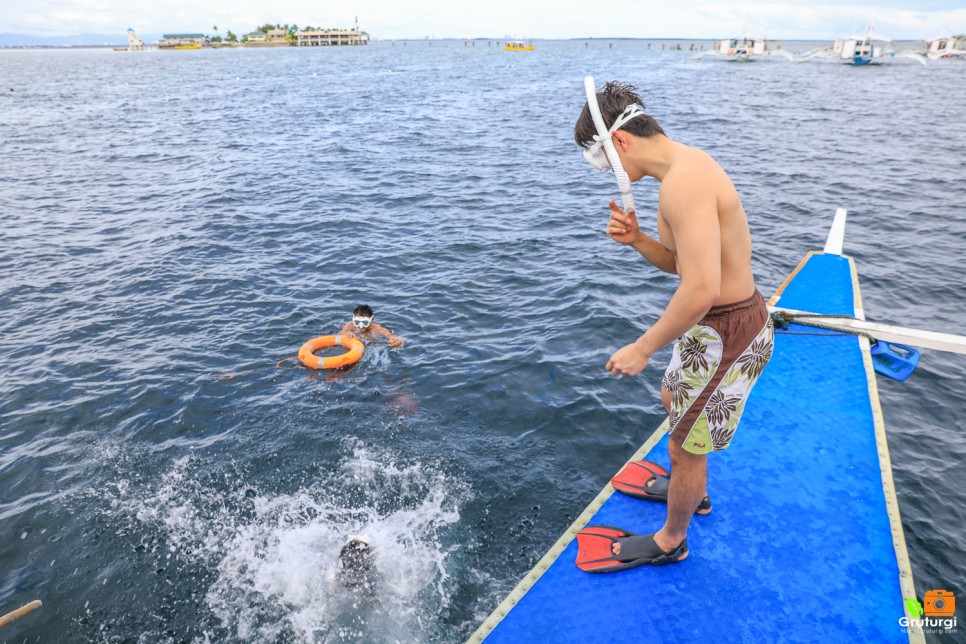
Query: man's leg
653 439 707 552
609 388 705 559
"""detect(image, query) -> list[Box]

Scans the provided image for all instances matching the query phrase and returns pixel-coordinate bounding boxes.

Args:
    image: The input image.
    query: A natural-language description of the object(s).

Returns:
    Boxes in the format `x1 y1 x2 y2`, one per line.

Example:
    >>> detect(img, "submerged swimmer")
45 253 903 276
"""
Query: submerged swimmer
336 535 376 592
340 305 405 347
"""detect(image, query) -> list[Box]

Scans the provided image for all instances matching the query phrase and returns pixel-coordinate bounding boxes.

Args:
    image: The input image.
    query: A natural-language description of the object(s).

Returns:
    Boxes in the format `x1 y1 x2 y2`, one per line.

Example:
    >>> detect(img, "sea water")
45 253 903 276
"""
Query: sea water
1 40 964 642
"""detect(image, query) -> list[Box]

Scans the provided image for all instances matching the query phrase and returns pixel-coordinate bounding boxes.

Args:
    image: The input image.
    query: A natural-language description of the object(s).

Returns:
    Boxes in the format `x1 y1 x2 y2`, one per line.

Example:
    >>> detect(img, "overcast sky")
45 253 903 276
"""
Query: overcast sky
2 0 964 39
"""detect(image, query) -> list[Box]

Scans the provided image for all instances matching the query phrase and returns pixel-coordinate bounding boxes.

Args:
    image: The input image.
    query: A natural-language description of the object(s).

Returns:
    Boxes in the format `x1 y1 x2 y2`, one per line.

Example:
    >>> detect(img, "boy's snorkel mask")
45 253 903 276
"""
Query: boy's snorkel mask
582 75 641 214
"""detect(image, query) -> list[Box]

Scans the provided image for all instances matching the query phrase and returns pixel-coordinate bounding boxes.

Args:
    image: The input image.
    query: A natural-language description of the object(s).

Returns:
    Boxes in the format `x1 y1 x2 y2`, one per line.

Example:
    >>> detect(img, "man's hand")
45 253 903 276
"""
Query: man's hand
606 199 641 245
388 335 404 348
606 341 651 377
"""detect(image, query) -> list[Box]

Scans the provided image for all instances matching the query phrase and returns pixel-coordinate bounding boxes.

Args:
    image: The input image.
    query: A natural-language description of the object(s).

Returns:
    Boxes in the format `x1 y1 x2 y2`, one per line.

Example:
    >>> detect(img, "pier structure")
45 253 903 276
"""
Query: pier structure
296 29 369 46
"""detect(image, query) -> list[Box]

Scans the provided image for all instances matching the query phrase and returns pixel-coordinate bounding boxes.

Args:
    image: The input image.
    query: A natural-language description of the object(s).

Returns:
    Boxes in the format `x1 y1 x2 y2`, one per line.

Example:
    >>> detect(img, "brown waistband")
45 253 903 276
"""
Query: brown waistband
701 290 766 322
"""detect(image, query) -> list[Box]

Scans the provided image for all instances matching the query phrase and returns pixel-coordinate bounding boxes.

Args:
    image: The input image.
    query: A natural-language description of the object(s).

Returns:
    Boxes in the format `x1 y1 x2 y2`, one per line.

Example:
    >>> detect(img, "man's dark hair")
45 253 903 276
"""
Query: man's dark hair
337 538 375 591
574 81 665 148
339 539 373 571
354 304 374 317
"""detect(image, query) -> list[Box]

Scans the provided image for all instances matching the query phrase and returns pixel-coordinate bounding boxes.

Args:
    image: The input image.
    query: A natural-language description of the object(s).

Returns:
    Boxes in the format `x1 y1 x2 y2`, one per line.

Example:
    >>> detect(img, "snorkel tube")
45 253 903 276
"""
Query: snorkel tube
583 75 637 215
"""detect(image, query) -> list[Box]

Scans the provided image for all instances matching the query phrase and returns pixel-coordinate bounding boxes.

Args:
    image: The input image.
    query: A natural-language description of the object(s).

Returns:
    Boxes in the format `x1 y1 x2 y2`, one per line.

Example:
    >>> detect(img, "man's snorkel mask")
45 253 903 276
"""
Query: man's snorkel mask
582 104 646 173
582 76 641 214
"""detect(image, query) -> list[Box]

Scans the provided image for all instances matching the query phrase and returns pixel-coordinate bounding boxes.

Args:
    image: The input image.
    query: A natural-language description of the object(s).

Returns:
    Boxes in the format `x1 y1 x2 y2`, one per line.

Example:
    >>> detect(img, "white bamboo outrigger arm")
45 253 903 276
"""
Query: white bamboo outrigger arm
768 306 966 355
824 207 848 255
769 207 966 356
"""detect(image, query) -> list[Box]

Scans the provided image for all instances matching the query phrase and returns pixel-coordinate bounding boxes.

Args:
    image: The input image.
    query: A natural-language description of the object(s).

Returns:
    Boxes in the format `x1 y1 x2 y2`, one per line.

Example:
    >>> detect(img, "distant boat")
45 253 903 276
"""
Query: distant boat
923 34 966 60
159 33 205 49
693 37 793 62
834 33 891 65
803 30 925 66
504 40 534 51
715 37 762 61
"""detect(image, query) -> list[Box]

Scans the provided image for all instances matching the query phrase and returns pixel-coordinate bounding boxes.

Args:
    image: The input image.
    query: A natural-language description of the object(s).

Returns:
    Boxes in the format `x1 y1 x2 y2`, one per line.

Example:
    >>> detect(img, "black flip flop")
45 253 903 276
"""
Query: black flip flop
611 460 712 514
576 525 689 573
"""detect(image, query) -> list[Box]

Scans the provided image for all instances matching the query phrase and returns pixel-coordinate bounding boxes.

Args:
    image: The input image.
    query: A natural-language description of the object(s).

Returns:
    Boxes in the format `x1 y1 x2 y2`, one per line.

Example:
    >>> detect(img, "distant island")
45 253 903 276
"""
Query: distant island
0 21 369 49
159 22 368 49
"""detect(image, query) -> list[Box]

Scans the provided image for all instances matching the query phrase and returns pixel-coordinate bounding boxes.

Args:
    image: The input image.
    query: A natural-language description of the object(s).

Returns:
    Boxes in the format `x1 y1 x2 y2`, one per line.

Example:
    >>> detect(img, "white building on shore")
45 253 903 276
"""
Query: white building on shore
126 28 144 50
295 28 368 46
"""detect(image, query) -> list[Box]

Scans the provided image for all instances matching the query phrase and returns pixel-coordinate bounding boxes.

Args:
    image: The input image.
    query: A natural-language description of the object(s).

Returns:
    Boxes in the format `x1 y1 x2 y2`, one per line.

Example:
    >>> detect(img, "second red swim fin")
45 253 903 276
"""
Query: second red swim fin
611 460 712 514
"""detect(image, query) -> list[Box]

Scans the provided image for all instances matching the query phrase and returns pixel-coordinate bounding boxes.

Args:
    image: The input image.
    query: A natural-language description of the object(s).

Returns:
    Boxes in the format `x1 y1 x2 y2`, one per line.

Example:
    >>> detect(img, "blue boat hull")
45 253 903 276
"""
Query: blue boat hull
471 251 918 643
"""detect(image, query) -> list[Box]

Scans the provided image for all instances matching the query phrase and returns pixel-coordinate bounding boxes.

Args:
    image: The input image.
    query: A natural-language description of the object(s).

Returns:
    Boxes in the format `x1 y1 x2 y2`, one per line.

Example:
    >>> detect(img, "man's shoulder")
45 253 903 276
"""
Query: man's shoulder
662 148 728 191
676 146 720 174
660 158 713 194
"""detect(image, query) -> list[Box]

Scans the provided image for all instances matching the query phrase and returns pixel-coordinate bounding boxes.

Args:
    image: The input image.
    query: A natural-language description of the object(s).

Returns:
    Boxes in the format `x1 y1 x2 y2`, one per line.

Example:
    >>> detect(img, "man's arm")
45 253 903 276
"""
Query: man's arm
372 323 392 338
629 230 677 274
606 200 676 274
634 183 721 357
339 322 357 336
372 323 405 347
605 181 721 376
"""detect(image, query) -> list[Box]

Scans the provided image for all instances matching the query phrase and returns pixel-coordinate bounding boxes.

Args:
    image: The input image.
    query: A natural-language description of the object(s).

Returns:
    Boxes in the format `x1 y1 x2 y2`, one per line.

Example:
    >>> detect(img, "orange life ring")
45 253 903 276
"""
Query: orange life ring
298 335 365 369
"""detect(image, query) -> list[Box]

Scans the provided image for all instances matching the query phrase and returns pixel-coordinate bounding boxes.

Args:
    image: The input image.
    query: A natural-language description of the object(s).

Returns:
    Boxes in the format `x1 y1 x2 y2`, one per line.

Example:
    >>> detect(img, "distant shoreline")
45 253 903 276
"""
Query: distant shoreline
0 36 932 51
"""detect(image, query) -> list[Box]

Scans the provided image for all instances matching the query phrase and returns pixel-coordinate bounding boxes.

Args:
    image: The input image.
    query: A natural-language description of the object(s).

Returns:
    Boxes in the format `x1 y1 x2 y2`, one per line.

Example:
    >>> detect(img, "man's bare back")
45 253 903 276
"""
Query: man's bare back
656 143 756 306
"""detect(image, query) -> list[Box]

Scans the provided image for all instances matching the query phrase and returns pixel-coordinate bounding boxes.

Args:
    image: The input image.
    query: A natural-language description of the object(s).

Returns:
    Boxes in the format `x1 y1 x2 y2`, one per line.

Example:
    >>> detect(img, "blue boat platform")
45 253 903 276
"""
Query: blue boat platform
470 245 921 643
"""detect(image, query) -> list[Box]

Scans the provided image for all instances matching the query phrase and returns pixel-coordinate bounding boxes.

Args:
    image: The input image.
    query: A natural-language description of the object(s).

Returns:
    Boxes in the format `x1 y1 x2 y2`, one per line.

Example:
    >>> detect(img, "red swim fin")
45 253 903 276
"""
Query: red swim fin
576 525 689 573
611 460 713 514
611 460 670 500
576 526 635 573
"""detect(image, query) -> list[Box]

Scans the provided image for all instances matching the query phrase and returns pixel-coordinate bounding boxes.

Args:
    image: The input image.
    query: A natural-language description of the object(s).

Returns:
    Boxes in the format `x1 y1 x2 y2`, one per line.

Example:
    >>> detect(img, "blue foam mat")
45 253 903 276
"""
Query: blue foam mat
481 254 909 643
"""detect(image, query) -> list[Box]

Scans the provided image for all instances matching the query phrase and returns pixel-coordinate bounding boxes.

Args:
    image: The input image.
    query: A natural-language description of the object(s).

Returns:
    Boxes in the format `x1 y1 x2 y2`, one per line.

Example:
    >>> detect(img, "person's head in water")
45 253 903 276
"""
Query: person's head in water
337 536 375 590
352 304 375 330
573 81 665 149
341 304 405 347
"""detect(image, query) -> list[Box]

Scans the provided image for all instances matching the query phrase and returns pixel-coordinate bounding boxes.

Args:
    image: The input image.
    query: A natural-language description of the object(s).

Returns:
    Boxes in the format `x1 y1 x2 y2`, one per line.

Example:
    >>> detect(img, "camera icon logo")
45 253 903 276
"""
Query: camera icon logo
924 590 956 617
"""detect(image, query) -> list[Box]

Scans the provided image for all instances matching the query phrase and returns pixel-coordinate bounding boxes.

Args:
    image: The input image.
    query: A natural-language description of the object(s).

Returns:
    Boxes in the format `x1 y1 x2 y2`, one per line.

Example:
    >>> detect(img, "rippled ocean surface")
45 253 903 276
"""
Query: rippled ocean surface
1 40 964 642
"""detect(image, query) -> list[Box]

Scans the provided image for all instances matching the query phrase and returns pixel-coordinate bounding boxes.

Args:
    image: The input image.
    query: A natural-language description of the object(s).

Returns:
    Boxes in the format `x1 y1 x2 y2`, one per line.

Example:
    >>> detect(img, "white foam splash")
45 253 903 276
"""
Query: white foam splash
360 344 394 372
125 443 465 643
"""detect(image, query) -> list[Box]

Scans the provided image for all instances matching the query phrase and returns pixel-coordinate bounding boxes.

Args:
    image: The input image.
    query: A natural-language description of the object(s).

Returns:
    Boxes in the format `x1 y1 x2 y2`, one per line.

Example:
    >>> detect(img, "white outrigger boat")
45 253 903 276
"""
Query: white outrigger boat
470 209 966 643
803 31 925 66
470 83 966 642
923 34 966 60
693 37 793 62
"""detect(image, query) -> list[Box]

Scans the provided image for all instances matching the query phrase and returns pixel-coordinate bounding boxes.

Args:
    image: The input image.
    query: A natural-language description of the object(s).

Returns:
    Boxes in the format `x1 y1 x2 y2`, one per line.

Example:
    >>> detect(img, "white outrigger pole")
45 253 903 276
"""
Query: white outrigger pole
769 208 966 356
770 307 966 355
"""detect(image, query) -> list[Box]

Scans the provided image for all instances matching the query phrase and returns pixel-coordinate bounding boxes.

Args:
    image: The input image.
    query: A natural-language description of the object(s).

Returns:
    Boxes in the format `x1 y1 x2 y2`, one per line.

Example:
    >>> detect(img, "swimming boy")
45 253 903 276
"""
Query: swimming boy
574 81 773 566
336 535 376 592
340 305 405 348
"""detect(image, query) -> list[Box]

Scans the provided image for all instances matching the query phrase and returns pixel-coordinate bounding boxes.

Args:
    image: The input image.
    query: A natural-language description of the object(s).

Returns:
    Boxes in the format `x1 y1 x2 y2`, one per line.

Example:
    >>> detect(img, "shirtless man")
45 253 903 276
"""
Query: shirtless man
574 81 774 566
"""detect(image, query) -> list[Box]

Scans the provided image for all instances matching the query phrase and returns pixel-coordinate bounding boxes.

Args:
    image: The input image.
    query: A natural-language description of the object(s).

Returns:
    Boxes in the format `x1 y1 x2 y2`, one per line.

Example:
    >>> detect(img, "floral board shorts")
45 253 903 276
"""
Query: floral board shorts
661 290 774 455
